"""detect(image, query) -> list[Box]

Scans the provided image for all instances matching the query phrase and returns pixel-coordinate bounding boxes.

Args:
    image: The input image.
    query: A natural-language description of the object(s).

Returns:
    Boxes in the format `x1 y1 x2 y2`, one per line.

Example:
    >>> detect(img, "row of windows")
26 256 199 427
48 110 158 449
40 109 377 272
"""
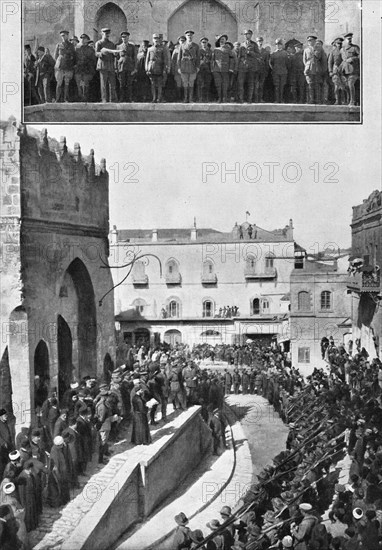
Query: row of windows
133 256 275 279
132 297 275 318
297 290 332 311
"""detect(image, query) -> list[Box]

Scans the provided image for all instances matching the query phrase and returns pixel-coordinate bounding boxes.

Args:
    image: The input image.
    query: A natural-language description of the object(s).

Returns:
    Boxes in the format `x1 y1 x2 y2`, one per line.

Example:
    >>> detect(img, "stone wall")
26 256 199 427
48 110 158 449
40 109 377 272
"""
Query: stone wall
24 0 327 52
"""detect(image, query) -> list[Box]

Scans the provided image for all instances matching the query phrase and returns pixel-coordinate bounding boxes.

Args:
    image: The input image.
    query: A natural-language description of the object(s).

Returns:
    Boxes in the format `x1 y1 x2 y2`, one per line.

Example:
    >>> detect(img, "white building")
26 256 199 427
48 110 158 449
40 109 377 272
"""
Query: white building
110 220 299 348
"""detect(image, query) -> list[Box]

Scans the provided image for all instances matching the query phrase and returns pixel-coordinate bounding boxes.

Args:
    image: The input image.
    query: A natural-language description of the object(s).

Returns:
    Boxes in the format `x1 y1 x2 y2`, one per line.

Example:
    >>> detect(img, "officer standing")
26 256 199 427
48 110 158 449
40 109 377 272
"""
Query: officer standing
328 37 346 105
237 29 261 103
341 32 360 106
197 37 212 102
177 29 200 103
146 33 169 103
303 35 321 104
54 30 76 103
96 28 117 103
289 42 305 103
256 36 270 102
270 38 290 103
74 34 96 102
117 31 137 102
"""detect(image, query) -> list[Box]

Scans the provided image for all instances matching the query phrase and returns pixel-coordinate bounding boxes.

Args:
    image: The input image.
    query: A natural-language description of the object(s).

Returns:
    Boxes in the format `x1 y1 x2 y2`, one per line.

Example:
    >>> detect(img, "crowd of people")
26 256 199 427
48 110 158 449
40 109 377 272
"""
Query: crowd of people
24 28 360 107
1 338 381 549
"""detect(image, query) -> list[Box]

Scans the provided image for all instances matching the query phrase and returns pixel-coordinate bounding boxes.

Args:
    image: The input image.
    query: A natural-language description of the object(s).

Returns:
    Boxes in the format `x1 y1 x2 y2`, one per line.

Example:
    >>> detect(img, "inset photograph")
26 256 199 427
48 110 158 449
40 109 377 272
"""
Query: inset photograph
22 0 362 123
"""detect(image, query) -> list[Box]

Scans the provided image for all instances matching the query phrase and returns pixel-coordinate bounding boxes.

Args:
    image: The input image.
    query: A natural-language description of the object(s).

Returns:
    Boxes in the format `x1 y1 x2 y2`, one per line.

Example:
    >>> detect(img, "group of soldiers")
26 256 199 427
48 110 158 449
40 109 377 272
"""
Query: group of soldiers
172 342 381 549
24 28 360 107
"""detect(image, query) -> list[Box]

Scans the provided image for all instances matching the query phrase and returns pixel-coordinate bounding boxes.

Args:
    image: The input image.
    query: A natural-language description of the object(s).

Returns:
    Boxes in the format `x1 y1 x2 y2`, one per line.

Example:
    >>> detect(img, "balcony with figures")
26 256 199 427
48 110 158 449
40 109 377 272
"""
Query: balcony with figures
347 258 381 293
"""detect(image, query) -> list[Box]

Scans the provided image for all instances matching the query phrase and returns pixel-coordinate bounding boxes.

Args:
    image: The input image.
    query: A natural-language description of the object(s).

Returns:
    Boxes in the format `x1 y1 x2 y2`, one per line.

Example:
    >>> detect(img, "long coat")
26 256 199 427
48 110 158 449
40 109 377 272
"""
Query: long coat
131 394 151 445
47 444 71 507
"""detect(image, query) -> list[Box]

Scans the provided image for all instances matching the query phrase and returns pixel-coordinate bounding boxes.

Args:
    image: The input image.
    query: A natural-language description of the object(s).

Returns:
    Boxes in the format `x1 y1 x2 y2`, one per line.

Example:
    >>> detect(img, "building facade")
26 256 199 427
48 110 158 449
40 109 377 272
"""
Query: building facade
347 190 382 359
290 255 352 375
0 119 115 433
24 0 326 51
111 220 296 348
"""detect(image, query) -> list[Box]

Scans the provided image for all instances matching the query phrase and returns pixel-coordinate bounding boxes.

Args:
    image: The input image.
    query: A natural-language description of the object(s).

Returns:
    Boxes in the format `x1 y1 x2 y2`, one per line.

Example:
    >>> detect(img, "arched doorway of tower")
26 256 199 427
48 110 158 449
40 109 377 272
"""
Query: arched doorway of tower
95 2 128 45
0 347 13 416
164 329 182 346
62 258 97 381
34 340 50 408
168 0 237 45
57 315 73 399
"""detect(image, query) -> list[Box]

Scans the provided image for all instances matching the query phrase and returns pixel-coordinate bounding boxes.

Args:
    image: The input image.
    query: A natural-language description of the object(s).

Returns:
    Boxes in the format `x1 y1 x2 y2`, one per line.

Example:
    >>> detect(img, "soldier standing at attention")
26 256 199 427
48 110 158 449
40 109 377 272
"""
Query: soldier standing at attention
74 34 96 102
303 35 321 104
289 42 305 103
256 36 270 102
328 37 346 105
117 31 137 103
211 34 235 103
270 38 290 103
54 30 76 103
177 30 200 103
146 33 169 103
341 32 360 106
171 36 186 102
197 37 213 102
96 28 117 103
237 29 261 104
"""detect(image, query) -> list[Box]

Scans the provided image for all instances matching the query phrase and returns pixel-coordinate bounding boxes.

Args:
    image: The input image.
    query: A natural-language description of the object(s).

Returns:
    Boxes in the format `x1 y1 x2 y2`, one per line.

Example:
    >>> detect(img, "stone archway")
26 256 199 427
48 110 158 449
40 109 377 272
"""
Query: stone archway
95 2 128 44
63 258 97 381
168 0 238 44
57 315 73 399
164 329 182 346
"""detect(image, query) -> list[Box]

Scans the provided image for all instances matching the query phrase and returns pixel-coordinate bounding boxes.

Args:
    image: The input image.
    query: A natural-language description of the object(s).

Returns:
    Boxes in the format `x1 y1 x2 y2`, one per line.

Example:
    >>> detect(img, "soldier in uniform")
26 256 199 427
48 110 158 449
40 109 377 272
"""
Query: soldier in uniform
270 38 290 103
211 34 235 103
117 31 137 103
233 368 241 394
237 29 261 104
53 30 76 103
197 37 212 102
96 28 117 103
74 34 96 102
146 33 169 103
35 46 55 104
256 36 270 102
171 36 186 101
315 39 328 104
340 32 360 106
289 42 305 103
328 37 346 105
303 35 322 104
177 30 200 103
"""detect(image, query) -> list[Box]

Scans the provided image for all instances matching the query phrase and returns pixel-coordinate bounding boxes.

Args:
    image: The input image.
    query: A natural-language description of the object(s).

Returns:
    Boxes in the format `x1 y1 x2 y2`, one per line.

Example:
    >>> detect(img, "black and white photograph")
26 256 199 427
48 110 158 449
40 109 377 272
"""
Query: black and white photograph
1 0 382 550
22 0 362 123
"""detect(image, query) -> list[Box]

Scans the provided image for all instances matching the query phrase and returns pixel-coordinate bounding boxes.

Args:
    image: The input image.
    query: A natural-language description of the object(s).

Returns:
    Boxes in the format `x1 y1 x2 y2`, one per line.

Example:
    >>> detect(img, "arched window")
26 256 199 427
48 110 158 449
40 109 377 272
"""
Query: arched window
132 260 148 285
167 299 181 318
166 259 181 284
320 291 331 310
203 299 214 318
298 291 311 311
202 260 217 283
246 255 256 270
132 298 146 314
262 299 270 312
265 254 275 269
251 298 260 315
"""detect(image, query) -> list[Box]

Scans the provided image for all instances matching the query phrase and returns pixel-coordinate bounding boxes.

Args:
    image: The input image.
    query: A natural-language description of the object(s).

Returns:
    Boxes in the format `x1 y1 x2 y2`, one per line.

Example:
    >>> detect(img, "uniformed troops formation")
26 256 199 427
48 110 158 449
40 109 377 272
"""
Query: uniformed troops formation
1 338 381 548
24 29 360 107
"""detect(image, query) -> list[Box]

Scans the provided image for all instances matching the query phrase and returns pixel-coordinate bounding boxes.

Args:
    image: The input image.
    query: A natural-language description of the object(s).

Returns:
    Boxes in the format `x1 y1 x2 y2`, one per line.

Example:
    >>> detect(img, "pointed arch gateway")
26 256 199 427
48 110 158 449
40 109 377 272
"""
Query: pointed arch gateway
167 0 238 45
95 2 128 44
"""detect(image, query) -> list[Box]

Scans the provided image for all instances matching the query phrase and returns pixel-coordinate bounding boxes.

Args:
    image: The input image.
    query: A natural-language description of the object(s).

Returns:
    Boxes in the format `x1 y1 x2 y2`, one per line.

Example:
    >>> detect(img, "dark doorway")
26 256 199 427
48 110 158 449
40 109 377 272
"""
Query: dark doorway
57 315 73 399
0 347 13 415
95 2 128 45
134 328 150 347
65 258 97 380
103 353 114 383
34 341 50 407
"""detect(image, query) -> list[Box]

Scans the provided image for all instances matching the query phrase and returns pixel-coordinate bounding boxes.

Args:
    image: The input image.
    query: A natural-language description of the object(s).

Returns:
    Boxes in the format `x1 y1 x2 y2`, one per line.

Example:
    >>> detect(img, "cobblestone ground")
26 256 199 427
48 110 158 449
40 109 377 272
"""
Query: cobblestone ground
29 407 179 550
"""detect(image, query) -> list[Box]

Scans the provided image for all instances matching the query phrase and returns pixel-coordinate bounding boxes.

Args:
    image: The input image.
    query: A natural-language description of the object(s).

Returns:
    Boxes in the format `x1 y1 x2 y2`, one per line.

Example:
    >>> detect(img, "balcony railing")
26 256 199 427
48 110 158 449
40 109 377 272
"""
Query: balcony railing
347 270 381 293
244 267 277 280
201 273 218 284
132 274 149 286
165 272 182 285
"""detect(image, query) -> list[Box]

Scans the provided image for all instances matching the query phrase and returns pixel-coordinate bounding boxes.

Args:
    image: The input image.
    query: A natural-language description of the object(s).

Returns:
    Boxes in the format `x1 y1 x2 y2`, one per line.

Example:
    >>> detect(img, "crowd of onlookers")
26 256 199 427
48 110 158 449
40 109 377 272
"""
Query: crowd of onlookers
24 28 360 107
1 338 381 548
